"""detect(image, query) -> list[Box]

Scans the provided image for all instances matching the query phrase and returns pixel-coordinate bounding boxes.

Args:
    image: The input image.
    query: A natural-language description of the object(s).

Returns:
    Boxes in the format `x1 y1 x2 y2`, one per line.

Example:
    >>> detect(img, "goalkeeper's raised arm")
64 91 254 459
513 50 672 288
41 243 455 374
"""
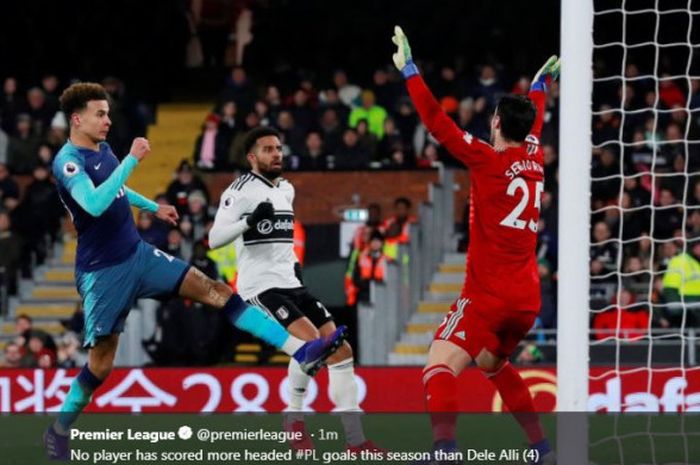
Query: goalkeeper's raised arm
391 26 484 167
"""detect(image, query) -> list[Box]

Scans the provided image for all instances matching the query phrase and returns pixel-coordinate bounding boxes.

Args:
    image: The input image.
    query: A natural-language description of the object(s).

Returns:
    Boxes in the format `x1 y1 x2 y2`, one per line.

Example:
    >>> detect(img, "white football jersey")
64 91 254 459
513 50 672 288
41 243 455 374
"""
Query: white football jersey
211 171 301 299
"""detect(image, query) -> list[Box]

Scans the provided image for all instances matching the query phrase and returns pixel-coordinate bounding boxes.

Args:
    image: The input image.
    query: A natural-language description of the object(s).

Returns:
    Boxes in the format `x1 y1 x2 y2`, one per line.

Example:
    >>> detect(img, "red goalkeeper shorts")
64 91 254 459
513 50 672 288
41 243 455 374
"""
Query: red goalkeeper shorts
434 293 538 359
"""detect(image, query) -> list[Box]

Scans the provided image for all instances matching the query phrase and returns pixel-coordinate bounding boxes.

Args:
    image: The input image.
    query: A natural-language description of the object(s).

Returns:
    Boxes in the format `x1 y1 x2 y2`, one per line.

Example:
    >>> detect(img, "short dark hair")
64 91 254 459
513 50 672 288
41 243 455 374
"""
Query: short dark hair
59 82 110 117
496 94 536 142
395 197 412 209
243 127 281 155
15 313 32 324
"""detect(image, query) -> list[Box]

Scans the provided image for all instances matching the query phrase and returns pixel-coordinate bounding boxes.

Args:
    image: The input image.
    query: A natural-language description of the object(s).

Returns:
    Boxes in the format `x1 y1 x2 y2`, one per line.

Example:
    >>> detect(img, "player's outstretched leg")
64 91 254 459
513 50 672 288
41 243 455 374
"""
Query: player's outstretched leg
45 335 118 460
478 356 553 465
178 268 345 375
418 340 472 465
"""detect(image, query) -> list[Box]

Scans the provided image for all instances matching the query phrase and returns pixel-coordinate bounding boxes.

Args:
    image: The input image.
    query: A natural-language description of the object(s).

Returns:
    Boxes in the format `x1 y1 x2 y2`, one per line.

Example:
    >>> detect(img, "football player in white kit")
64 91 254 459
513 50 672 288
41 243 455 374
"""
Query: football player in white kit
209 127 383 454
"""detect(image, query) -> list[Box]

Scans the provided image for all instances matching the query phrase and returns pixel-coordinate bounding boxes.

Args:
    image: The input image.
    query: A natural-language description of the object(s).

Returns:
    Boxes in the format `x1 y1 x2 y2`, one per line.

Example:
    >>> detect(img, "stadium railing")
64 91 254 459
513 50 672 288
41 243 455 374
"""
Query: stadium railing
358 167 455 365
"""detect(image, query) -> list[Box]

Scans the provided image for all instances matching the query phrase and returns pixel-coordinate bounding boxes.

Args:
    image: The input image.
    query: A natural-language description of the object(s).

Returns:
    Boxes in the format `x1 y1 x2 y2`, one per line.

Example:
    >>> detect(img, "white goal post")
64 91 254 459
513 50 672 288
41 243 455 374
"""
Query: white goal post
557 0 593 462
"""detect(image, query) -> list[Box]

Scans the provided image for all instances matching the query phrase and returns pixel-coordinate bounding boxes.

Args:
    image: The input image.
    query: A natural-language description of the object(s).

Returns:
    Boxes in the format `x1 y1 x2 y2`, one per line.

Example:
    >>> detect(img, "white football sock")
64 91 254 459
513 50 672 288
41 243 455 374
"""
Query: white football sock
328 358 366 446
286 357 311 423
281 335 306 356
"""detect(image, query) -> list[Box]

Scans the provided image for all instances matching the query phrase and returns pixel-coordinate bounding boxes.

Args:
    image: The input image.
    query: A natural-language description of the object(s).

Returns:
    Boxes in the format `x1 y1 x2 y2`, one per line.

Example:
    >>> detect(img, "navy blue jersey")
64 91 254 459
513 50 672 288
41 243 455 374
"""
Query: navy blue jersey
53 141 141 271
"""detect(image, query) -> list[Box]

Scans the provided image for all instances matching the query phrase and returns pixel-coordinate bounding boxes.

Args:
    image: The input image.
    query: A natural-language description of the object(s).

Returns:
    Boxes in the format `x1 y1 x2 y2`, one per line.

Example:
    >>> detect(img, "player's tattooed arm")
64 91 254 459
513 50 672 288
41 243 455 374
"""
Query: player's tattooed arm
179 266 232 308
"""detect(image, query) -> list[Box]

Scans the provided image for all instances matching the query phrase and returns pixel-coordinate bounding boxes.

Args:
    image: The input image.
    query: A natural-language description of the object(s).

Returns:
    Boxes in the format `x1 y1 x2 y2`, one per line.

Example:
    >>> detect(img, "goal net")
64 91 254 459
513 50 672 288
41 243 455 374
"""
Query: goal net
563 0 700 462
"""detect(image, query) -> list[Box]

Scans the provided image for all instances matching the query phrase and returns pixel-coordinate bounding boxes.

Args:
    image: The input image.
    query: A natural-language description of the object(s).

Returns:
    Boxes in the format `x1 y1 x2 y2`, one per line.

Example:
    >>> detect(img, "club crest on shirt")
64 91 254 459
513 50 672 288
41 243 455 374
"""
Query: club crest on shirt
463 132 474 145
63 161 79 177
276 306 289 320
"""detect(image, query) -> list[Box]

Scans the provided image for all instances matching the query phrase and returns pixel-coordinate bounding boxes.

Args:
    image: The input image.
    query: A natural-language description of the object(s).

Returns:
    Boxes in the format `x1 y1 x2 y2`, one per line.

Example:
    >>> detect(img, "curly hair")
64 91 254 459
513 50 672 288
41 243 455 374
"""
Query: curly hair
59 82 110 117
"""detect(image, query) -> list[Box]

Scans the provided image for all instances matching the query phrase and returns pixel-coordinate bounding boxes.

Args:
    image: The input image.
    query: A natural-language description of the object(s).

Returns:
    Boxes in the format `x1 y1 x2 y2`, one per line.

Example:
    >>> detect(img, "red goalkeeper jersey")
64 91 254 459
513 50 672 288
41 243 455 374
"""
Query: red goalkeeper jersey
406 75 546 311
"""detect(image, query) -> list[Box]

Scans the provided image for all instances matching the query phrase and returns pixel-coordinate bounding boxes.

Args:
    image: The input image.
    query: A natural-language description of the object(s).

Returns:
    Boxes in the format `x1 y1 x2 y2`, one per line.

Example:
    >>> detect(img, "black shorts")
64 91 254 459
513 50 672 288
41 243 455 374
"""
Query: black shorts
247 287 334 328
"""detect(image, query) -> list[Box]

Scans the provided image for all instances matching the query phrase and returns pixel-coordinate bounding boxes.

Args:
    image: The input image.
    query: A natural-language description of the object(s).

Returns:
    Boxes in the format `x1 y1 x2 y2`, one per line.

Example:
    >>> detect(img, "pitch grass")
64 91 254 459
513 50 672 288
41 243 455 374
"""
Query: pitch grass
0 413 698 464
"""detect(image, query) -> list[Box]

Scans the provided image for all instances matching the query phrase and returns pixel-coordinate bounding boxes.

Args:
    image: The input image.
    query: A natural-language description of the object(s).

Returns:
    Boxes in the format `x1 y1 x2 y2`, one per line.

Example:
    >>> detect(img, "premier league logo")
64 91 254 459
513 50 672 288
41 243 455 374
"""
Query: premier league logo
63 162 79 177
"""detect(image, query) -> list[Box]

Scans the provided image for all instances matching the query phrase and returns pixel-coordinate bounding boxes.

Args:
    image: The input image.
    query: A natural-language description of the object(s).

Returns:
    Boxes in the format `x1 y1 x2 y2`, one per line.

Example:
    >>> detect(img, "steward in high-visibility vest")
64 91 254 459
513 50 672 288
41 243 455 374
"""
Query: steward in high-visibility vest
381 197 416 260
207 242 238 290
353 230 388 303
662 242 700 325
344 204 383 306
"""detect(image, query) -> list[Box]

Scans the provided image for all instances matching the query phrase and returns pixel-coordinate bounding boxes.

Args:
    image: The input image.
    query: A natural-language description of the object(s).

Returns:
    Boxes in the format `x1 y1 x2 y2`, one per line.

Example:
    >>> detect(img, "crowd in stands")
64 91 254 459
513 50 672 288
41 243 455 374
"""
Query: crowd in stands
0 75 145 300
589 63 700 336
191 63 559 172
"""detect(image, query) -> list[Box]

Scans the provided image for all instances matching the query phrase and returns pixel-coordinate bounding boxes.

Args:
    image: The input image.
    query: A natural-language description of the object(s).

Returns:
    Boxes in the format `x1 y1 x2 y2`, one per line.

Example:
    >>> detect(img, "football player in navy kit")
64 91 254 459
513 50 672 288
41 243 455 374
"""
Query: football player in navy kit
44 84 345 460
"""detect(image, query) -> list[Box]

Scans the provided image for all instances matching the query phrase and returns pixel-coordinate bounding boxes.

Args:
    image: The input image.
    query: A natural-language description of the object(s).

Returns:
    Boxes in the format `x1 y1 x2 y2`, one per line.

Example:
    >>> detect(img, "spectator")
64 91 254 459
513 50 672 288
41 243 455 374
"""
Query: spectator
26 87 53 135
7 114 40 174
471 63 503 110
433 64 463 100
191 240 218 281
288 89 315 135
654 188 682 240
299 131 328 170
193 113 222 170
1 77 24 135
319 87 350 126
15 164 63 269
416 142 439 168
353 230 388 303
318 108 344 155
590 221 618 275
658 74 685 108
253 99 271 127
216 101 240 162
166 160 210 216
263 85 283 122
56 332 87 368
394 98 419 152
44 111 68 155
0 210 22 295
592 104 620 146
41 74 61 114
219 66 257 113
137 211 168 250
0 162 19 205
455 97 489 142
14 313 57 353
165 228 187 261
591 147 621 203
335 128 371 169
184 190 211 241
371 68 400 109
593 287 649 340
355 119 377 159
333 70 361 108
662 238 700 326
377 117 404 159
348 90 388 139
383 197 416 244
1 341 23 368
275 110 305 155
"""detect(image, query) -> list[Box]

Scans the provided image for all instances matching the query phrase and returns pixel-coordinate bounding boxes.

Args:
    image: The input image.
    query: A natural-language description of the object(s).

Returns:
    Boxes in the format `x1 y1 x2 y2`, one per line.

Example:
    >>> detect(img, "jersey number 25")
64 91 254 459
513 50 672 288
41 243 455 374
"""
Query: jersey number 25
499 179 543 233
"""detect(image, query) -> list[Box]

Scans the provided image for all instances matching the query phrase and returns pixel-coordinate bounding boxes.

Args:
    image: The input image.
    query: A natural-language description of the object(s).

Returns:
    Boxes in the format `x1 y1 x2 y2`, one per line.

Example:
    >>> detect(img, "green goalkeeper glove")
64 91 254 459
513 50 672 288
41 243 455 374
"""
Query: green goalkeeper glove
392 25 419 78
531 55 561 92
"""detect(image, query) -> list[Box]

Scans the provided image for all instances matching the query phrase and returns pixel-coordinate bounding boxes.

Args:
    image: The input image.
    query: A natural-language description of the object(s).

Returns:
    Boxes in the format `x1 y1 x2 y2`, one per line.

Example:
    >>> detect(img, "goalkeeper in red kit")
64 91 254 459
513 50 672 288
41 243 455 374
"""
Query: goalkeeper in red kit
392 26 559 465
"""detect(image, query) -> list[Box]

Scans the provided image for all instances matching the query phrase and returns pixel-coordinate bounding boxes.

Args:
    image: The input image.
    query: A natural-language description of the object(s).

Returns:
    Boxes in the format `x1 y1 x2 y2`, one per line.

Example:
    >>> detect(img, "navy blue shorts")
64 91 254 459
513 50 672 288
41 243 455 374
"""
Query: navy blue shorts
76 241 190 347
